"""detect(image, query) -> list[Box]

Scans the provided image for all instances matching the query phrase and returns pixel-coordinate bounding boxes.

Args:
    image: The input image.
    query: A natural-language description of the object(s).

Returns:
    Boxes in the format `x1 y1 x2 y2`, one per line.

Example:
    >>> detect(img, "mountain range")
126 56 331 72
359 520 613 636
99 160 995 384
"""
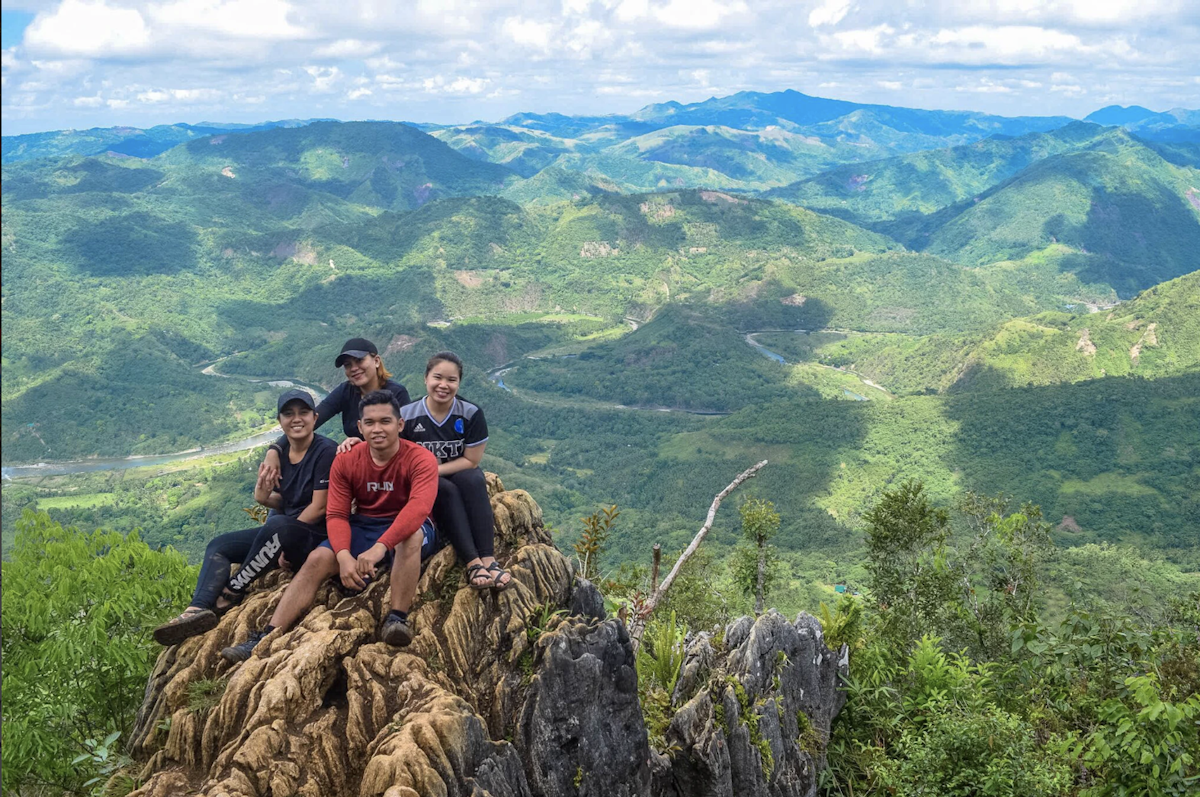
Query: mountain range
2 87 1198 570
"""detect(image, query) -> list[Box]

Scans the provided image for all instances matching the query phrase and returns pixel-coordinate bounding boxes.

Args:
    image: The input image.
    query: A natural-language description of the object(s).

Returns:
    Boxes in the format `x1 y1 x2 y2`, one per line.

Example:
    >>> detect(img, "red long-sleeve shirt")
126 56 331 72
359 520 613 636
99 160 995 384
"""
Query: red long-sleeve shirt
325 440 439 553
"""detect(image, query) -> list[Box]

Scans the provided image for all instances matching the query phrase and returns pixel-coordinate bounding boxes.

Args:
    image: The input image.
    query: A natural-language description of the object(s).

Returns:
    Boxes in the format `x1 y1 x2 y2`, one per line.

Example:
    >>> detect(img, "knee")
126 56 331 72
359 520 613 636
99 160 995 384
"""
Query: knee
298 548 336 580
392 534 421 563
204 535 230 558
454 467 486 489
437 476 461 499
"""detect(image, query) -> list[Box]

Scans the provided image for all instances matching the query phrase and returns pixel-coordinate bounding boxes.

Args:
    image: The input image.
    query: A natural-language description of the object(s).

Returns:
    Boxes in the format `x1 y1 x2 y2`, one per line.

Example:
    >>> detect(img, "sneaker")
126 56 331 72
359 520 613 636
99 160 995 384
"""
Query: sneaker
380 614 413 647
221 630 267 663
153 608 218 646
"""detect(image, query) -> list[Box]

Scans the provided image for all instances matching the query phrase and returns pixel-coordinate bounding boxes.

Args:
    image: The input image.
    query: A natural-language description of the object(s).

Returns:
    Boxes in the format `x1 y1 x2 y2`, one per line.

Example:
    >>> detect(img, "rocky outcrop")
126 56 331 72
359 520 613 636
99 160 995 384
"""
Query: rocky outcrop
127 476 847 797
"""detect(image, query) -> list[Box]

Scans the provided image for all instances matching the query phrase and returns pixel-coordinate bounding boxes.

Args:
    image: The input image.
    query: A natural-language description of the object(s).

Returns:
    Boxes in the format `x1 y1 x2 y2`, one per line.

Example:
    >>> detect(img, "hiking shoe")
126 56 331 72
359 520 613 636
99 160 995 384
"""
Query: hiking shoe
381 614 413 647
153 608 218 646
221 630 267 663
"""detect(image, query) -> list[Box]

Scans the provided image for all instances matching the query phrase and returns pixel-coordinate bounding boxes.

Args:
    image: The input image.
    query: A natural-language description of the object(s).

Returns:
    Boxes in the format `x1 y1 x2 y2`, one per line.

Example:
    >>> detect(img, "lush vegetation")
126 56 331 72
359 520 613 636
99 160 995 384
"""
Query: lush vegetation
766 121 1108 224
1 512 196 795
819 483 1200 797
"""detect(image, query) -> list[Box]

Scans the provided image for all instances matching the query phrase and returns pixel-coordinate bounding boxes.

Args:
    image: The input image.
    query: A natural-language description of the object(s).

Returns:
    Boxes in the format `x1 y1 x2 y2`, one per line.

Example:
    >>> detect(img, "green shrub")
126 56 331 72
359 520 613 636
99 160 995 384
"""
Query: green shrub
1 511 196 794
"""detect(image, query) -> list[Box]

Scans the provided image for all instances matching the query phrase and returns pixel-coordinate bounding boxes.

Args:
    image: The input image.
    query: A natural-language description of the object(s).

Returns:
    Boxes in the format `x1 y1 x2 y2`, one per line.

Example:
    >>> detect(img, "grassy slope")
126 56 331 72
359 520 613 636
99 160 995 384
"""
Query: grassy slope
916 134 1200 295
773 270 1199 395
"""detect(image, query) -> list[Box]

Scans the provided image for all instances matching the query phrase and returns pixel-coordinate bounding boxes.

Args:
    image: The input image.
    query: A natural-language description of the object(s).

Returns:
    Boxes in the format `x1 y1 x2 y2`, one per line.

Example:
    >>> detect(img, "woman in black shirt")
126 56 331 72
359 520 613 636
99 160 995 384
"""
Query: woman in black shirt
260 337 410 483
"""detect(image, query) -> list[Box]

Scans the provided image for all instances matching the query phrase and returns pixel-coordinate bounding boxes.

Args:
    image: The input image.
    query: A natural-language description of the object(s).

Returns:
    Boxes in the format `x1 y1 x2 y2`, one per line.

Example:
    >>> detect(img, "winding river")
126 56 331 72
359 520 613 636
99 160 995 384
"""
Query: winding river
2 364 328 481
4 330 887 480
743 331 890 401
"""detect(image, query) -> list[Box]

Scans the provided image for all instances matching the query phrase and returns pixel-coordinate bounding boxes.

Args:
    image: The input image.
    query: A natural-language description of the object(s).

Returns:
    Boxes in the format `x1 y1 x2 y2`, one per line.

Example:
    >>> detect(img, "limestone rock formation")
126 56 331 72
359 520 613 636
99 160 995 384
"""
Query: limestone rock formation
127 476 847 797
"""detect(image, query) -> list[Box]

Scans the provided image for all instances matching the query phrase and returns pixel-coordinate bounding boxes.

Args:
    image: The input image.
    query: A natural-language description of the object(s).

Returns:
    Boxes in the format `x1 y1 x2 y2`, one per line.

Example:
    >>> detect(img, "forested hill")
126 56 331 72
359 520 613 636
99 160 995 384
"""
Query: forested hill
3 113 1198 463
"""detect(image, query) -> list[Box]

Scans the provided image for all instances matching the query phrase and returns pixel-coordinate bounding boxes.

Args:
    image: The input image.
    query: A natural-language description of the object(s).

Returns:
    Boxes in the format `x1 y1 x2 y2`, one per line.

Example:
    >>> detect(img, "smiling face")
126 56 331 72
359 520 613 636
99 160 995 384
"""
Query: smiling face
425 359 461 406
278 401 317 443
343 354 381 390
357 402 403 455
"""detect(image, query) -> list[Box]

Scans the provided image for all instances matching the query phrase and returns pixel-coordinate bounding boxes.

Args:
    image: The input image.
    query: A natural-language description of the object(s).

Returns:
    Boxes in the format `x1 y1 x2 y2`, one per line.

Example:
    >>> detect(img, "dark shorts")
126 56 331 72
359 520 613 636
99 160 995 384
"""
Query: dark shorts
318 515 442 561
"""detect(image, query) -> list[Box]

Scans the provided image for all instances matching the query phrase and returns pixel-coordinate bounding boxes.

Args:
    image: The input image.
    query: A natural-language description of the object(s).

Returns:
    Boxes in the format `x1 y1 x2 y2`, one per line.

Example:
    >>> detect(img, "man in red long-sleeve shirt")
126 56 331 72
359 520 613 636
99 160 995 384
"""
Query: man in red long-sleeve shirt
222 390 439 661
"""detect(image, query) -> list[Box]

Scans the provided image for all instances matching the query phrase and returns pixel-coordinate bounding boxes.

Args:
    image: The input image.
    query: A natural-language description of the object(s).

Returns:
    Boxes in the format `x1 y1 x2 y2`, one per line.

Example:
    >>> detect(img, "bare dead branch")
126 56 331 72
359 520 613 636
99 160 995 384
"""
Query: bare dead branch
628 460 767 651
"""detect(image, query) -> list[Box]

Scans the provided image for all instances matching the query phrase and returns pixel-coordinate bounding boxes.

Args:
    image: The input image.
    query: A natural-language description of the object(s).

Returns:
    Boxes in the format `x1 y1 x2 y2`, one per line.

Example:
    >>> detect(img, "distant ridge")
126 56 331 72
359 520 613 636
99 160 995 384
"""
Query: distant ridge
1 119 330 163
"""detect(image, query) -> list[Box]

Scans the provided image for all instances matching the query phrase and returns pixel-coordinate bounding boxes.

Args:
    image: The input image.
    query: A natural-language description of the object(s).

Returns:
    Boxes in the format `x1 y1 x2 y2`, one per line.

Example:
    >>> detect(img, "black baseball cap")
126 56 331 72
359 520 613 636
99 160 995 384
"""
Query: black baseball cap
277 388 316 413
335 337 378 368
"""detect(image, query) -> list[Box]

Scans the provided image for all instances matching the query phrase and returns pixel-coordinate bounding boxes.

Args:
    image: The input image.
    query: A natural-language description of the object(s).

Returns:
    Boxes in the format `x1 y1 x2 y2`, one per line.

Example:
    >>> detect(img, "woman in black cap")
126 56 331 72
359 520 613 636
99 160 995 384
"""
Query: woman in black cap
259 338 411 484
152 389 338 645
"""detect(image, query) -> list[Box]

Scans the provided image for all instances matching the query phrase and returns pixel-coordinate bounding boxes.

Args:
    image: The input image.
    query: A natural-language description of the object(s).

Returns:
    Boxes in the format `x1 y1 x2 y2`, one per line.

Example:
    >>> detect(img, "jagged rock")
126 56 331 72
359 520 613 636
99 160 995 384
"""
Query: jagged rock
517 618 651 797
657 611 849 797
126 480 846 797
671 632 715 706
567 578 606 621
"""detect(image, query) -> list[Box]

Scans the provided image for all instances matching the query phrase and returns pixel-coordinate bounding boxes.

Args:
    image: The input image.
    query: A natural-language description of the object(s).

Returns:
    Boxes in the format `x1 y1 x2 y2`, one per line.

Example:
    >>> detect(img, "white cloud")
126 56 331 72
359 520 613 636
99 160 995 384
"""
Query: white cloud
422 74 489 94
809 0 851 28
1 0 1195 133
931 26 1087 60
614 0 649 23
148 0 308 41
347 87 372 99
502 17 554 50
655 0 747 30
303 65 342 92
315 39 382 59
832 25 893 53
25 0 152 58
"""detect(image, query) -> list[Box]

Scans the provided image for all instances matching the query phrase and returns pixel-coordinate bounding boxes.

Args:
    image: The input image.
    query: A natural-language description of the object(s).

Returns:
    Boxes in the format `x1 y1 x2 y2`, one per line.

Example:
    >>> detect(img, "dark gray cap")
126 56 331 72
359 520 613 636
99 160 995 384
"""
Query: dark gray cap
277 388 316 413
335 337 378 367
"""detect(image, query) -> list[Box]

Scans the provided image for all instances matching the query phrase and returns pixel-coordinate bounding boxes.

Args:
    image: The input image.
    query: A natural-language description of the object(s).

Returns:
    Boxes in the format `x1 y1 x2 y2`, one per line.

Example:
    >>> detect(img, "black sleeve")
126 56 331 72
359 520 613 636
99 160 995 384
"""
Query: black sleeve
389 381 411 407
465 406 488 447
312 383 345 432
268 436 286 454
313 444 336 491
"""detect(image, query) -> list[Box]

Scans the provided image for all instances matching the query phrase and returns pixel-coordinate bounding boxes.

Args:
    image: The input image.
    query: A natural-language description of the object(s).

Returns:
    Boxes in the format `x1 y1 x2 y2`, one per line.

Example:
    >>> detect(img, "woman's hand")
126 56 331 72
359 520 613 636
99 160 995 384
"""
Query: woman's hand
258 448 282 489
337 437 363 455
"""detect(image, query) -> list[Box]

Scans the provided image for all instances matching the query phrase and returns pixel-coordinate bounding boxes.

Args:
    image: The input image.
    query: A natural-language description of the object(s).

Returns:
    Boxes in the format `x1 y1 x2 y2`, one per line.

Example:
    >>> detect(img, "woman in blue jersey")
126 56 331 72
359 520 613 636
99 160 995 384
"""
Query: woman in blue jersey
259 337 410 484
400 352 510 590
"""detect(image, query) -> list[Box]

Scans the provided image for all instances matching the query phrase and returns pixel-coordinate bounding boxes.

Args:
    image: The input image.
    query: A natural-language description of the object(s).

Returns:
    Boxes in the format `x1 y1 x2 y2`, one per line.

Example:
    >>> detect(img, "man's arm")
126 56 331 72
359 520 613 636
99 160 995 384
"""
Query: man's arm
325 454 355 554
376 450 440 550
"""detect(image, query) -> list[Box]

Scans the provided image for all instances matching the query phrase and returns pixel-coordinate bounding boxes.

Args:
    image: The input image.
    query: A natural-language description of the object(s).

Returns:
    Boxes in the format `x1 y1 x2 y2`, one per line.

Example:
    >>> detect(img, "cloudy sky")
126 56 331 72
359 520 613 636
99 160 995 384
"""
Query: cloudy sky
2 0 1197 135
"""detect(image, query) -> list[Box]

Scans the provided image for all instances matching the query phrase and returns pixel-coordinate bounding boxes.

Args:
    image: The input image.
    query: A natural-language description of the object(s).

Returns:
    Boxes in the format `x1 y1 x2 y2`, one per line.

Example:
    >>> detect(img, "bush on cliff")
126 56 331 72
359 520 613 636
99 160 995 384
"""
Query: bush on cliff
1 512 195 795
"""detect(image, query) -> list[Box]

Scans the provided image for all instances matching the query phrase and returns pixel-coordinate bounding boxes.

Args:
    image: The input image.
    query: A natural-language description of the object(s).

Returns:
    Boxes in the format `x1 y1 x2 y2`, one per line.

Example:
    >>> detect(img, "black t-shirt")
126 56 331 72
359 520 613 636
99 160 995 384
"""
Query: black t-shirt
275 433 337 533
399 397 488 463
271 379 409 451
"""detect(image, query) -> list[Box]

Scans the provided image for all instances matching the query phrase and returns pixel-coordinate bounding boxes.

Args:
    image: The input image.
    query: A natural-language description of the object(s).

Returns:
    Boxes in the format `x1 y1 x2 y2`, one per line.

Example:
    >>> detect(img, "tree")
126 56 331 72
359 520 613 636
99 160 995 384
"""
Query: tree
958 493 1053 659
1 511 196 795
733 498 782 615
863 480 957 648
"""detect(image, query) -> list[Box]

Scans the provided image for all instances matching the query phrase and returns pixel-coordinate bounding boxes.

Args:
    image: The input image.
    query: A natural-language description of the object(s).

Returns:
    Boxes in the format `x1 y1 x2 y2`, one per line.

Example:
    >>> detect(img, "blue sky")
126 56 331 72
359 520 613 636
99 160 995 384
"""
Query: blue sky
2 0 1197 135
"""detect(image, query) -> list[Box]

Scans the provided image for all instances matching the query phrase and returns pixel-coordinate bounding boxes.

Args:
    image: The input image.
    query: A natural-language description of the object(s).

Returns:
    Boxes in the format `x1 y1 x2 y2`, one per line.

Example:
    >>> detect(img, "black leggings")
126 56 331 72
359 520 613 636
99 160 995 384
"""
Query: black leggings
431 468 495 562
189 515 322 610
